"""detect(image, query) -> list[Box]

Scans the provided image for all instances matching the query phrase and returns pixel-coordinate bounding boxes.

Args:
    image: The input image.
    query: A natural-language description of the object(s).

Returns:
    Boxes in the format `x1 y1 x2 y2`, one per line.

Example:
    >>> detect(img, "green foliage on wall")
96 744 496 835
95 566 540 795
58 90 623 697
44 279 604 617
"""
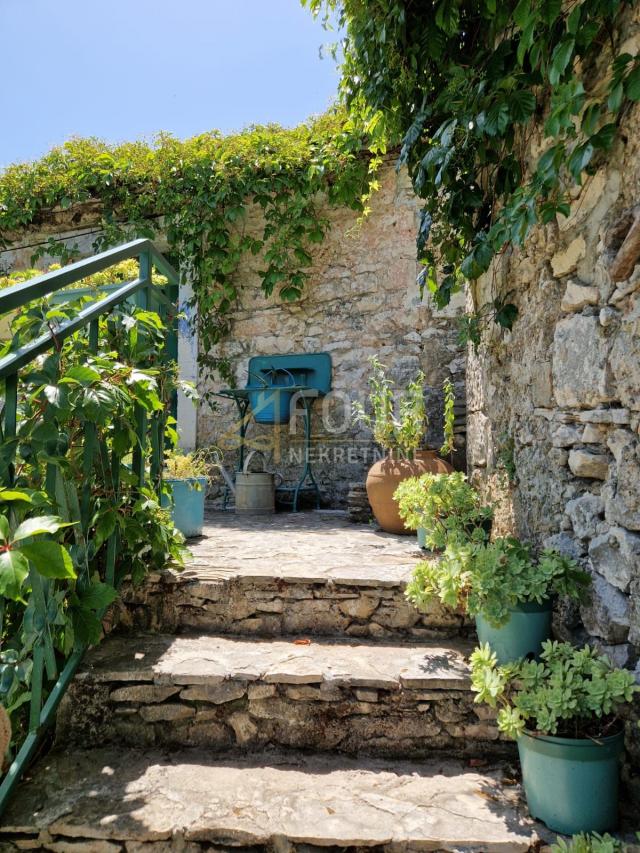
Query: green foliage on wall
304 0 640 340
0 112 374 381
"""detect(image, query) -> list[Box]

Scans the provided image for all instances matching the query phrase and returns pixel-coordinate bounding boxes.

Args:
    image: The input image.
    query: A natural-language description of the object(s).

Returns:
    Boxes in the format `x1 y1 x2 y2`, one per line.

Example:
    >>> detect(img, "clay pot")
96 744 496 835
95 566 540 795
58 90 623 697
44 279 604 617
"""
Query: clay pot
366 450 453 535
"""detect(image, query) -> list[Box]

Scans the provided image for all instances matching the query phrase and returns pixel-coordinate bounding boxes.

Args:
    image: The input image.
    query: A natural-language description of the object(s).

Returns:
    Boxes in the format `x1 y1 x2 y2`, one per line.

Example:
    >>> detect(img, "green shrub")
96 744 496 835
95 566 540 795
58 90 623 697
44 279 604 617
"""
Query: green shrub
394 471 492 547
470 640 638 740
406 537 590 627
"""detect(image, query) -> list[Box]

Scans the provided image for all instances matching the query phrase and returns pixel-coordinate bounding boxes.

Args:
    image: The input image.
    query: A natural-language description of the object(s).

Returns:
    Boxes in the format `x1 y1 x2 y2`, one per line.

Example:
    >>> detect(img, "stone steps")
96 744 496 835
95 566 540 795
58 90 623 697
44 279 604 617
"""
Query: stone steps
0 747 545 852
57 633 507 759
116 513 471 641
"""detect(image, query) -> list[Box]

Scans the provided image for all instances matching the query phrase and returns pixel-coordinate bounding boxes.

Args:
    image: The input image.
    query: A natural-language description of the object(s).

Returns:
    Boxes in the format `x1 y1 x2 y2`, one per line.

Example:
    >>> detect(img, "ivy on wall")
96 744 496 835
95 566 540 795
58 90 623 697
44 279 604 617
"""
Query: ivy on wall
304 0 640 341
0 112 374 382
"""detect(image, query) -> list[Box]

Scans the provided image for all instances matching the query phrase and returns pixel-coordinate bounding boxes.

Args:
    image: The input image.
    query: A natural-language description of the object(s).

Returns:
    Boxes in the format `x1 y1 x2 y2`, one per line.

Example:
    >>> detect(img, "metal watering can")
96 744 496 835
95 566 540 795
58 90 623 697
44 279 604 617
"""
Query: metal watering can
216 451 282 515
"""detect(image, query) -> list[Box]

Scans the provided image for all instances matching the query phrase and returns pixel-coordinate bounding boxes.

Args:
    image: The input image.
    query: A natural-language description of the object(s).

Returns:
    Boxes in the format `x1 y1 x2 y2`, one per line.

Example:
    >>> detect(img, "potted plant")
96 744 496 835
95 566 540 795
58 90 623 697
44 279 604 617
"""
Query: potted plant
406 536 590 663
353 357 452 534
394 471 492 550
162 450 210 538
470 641 639 834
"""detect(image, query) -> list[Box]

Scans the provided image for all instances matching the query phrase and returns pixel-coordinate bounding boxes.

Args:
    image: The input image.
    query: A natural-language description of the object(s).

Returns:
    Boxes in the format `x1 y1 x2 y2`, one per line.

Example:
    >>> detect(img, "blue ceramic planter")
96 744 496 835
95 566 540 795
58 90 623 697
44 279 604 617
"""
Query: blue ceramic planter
475 599 553 664
518 729 623 834
162 477 207 538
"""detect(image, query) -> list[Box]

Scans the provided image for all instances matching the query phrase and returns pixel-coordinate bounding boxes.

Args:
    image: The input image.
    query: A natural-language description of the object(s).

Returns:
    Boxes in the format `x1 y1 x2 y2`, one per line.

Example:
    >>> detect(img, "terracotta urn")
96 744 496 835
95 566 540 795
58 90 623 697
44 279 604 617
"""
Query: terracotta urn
366 449 453 535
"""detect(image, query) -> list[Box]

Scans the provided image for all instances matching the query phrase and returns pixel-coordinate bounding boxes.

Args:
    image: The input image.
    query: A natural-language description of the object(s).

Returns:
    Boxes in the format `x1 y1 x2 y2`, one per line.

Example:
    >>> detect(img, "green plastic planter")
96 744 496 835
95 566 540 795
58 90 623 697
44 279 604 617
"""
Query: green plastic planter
518 729 624 834
475 599 552 664
162 477 207 538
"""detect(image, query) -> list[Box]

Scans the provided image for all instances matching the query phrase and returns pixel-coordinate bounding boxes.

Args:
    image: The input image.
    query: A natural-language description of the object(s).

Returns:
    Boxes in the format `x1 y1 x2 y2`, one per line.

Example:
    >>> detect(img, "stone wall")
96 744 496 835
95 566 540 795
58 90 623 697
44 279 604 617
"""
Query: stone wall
199 157 466 506
0 158 467 508
466 6 640 801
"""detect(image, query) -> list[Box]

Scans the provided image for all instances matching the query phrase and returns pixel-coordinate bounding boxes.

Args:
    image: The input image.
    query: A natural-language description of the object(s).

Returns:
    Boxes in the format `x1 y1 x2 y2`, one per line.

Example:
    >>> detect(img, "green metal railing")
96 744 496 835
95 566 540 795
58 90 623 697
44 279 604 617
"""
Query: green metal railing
0 238 180 815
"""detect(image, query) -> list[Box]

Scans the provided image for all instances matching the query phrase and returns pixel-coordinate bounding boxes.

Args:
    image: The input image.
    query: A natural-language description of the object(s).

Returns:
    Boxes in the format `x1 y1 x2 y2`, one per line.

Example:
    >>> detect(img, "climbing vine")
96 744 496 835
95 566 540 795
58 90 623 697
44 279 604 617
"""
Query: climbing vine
0 111 374 382
304 0 640 341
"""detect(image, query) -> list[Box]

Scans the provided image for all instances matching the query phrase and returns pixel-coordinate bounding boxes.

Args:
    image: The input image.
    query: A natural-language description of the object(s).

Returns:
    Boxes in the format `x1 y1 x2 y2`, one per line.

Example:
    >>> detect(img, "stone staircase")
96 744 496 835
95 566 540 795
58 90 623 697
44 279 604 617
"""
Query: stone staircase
0 512 547 852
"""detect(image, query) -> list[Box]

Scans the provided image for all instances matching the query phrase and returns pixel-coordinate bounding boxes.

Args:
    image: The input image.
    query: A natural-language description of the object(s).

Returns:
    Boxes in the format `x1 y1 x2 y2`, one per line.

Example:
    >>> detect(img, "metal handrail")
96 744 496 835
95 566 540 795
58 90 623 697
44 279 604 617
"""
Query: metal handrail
0 238 180 815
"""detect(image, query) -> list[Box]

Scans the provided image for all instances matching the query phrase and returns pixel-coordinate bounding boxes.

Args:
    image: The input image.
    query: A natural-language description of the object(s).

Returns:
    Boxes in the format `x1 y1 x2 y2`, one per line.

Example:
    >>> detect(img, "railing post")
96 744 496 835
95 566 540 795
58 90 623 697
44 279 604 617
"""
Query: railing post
4 373 17 486
81 319 99 534
132 252 151 489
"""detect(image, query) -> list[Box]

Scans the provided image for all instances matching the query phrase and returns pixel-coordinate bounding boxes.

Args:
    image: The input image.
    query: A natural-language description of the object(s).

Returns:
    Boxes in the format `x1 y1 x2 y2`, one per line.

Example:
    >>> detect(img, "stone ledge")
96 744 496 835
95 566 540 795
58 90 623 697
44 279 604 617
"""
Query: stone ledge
56 635 509 759
0 747 545 851
114 513 472 641
74 634 473 690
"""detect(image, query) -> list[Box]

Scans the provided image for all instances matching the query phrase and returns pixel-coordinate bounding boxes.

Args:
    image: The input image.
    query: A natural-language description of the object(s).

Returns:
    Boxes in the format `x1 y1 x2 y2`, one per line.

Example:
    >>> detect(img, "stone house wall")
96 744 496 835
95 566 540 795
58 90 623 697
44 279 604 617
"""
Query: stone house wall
199 158 466 506
0 158 468 507
467 8 640 801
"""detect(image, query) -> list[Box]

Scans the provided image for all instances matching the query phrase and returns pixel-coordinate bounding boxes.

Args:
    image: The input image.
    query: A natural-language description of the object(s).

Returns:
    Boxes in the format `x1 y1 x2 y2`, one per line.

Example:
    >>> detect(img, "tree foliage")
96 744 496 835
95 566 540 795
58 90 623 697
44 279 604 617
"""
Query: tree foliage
304 0 640 340
0 113 374 382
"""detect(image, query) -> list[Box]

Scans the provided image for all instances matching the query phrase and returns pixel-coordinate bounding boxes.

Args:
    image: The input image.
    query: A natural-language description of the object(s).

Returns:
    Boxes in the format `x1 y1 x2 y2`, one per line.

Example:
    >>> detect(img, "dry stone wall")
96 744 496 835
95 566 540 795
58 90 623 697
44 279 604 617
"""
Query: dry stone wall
198 157 466 506
467 10 640 802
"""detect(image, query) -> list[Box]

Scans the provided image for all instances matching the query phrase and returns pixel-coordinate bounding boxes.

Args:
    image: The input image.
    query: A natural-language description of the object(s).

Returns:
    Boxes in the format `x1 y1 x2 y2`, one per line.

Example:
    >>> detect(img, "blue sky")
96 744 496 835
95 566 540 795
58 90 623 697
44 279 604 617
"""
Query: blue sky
1 0 340 169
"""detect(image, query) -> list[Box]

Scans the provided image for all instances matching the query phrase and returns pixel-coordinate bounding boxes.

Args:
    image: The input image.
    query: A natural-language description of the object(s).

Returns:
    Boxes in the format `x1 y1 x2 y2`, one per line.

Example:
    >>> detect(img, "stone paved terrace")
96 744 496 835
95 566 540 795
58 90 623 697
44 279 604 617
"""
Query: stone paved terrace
1 510 548 852
185 510 419 584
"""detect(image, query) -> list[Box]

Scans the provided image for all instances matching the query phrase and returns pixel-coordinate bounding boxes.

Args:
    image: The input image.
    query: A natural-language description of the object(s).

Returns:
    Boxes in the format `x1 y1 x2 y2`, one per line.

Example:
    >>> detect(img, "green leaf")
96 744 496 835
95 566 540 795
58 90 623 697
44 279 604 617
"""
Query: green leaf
568 143 594 182
608 82 624 112
79 582 117 611
590 123 617 151
60 365 101 386
94 512 117 550
509 89 536 123
72 605 103 646
0 516 10 543
567 5 581 35
12 515 71 542
625 63 640 101
484 101 510 136
549 37 575 86
513 0 532 30
20 541 76 579
0 550 29 599
43 385 67 409
0 489 32 504
494 302 518 330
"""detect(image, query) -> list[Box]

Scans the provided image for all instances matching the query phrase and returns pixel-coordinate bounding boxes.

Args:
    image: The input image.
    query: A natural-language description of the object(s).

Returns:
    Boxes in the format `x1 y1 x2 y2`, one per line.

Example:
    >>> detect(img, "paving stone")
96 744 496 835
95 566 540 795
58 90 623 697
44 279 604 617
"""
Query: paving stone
109 685 180 704
139 704 195 723
179 683 247 704
0 747 546 851
77 634 472 692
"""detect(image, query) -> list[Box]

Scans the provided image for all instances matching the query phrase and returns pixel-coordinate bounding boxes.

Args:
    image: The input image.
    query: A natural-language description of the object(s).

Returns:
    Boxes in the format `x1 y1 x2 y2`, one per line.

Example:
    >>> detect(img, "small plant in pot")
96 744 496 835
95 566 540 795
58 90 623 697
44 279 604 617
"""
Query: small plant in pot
353 357 452 534
162 449 210 538
406 536 590 663
470 641 639 834
394 471 492 550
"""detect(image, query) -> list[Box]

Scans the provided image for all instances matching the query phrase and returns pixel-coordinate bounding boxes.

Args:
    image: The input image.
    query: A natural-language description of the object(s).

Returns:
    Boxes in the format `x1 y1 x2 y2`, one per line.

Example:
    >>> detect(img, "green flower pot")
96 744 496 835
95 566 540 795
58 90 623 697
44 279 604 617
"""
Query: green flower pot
475 599 552 664
417 527 427 549
162 477 207 538
518 729 624 834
